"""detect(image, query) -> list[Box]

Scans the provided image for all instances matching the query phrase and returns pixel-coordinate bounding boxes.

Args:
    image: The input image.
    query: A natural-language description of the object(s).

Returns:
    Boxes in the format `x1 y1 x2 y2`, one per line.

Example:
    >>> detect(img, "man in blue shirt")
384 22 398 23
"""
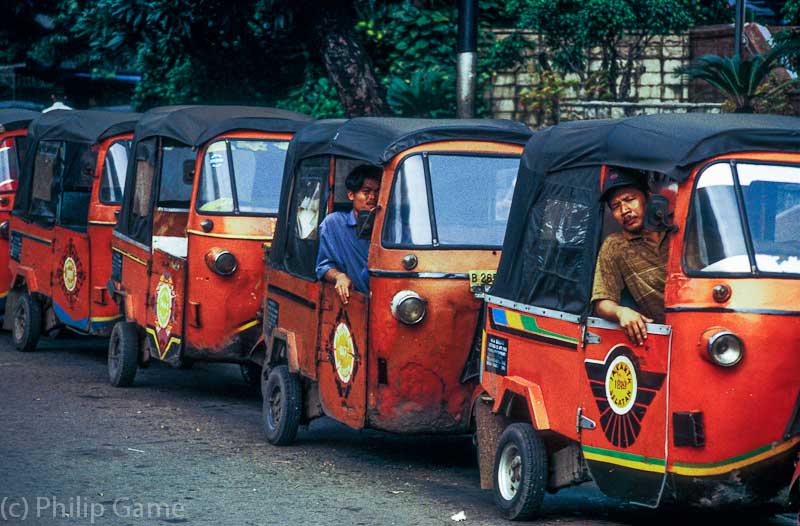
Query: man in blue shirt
315 165 382 304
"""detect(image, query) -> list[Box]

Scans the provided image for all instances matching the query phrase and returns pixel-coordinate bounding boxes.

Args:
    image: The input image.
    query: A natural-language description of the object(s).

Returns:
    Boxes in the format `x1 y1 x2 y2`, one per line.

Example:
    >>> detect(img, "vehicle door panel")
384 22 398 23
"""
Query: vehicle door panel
317 285 368 429
580 317 671 507
145 248 186 365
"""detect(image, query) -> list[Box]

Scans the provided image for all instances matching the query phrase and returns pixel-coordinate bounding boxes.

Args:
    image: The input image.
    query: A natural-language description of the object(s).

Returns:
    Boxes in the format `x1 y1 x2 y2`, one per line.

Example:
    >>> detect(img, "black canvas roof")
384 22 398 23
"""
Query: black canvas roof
133 105 312 147
0 109 39 132
523 112 800 182
286 117 532 167
26 109 140 144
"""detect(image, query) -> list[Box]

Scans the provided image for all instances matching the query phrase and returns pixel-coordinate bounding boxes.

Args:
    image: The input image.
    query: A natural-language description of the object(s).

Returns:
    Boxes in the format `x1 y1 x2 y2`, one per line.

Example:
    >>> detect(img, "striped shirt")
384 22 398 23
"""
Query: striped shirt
591 230 669 323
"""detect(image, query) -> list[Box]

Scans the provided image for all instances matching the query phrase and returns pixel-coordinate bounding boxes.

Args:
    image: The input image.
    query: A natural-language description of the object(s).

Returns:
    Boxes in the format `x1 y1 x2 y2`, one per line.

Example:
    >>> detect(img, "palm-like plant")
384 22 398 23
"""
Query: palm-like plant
678 41 799 113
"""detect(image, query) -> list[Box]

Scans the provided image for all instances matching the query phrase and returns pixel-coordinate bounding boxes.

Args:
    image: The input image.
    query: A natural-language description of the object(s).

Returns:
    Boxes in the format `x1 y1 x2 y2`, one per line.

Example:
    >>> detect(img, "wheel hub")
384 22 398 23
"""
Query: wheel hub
498 443 522 501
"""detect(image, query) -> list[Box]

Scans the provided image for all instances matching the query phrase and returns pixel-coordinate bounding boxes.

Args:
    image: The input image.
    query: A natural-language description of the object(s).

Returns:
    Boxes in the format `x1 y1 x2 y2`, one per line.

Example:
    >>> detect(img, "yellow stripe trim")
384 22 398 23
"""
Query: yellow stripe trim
89 220 117 226
0 290 8 299
112 247 147 266
505 310 524 330
90 314 122 323
669 436 800 476
186 229 273 241
145 327 182 361
235 319 259 333
583 450 667 474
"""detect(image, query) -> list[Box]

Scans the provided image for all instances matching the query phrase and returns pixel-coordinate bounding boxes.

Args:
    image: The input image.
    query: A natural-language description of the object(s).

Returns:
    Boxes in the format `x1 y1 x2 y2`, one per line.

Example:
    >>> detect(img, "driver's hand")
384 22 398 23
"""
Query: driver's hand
334 273 352 305
616 307 653 346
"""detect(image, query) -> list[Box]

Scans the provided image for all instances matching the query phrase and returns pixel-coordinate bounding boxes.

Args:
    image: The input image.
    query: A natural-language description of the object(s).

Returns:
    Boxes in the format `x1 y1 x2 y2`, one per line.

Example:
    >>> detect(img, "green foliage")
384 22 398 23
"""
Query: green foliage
518 70 579 126
274 69 345 118
386 67 454 118
679 0 733 26
677 41 800 113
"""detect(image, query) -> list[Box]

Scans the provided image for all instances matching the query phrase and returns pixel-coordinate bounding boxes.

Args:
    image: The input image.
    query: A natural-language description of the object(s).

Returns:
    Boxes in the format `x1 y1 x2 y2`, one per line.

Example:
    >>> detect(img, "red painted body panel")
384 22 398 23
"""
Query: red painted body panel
8 134 130 335
0 129 27 309
114 131 289 366
265 140 525 434
481 152 800 508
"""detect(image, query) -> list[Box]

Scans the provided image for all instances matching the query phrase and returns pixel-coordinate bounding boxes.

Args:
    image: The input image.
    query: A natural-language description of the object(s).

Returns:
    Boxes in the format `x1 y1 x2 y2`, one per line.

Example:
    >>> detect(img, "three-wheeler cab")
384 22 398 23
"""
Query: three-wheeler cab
107 105 311 387
475 114 800 519
6 110 139 351
257 117 531 445
0 109 40 319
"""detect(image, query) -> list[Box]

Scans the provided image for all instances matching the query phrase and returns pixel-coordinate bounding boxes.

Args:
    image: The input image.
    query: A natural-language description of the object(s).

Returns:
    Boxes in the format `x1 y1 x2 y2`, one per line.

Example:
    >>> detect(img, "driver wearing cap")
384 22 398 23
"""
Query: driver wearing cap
591 168 670 346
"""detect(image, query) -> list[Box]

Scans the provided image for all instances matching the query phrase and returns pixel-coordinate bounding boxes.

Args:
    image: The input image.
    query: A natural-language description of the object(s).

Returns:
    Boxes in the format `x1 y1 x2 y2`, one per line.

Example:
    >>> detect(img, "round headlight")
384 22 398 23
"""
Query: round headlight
205 248 237 276
707 331 744 367
390 290 427 325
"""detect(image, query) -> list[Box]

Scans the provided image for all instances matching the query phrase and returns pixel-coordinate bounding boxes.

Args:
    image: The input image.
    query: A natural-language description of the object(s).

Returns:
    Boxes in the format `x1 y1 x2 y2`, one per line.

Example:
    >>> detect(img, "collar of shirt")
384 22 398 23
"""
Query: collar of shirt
346 211 357 227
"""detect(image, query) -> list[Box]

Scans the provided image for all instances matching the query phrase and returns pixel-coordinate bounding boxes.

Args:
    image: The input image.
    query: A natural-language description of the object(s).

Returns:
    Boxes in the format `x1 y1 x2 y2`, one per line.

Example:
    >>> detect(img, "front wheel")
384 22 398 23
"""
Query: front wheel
261 365 302 445
493 423 548 521
13 292 42 352
108 322 139 387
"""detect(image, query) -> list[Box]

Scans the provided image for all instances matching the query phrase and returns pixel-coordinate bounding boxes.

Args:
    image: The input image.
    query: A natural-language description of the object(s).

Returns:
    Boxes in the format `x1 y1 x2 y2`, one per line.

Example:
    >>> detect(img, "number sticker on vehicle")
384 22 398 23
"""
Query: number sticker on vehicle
469 270 496 292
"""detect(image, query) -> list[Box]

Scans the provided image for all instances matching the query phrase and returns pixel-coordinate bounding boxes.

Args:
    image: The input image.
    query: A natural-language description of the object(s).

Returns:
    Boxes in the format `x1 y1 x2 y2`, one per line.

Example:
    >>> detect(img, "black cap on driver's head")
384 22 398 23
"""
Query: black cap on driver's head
600 167 646 202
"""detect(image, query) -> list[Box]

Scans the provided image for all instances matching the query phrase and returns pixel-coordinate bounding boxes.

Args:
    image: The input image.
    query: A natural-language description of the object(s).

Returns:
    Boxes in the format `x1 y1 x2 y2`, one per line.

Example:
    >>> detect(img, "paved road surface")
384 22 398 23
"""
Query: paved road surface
0 334 795 525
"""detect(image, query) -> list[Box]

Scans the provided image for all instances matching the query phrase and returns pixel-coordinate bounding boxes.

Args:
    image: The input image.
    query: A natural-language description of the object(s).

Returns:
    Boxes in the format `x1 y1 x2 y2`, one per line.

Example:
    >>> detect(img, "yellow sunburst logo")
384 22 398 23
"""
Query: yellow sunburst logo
605 355 637 415
154 275 175 331
63 257 77 292
333 322 355 384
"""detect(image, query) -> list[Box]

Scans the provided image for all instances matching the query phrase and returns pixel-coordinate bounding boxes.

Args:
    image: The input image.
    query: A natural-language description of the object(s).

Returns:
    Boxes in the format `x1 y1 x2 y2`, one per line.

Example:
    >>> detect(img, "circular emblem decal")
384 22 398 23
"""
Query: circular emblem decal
333 322 355 384
63 257 77 292
154 278 174 331
605 355 637 415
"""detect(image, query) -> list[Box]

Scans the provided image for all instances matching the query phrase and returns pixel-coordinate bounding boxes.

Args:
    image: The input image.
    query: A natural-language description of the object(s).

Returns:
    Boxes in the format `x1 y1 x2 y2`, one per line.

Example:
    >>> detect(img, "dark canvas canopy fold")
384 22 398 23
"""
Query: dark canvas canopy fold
114 105 311 244
132 105 313 147
269 117 532 274
0 109 40 132
492 113 800 315
25 110 140 145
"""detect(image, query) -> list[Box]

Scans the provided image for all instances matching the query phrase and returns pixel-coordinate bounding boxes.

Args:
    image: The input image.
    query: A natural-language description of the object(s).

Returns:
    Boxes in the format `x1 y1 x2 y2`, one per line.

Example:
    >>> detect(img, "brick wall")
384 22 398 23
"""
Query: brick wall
487 29 724 126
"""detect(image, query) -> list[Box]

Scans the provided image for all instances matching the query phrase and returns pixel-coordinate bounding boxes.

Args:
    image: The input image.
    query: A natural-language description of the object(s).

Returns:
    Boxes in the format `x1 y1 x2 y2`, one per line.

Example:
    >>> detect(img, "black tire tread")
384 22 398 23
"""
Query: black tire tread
14 293 42 353
108 322 139 387
493 422 548 521
262 365 302 446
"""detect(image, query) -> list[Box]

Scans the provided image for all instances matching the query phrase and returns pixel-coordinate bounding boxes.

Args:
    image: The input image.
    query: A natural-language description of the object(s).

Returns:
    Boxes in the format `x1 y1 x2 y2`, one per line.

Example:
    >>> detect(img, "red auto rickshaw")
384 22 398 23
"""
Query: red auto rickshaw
107 105 311 387
474 113 800 519
0 109 39 320
256 117 531 444
6 110 139 351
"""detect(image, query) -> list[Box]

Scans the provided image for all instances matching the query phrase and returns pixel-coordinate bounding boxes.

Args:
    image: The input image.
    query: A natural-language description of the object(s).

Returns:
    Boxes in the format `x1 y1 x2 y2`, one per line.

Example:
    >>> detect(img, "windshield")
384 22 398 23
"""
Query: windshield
197 139 289 215
383 153 520 248
685 161 800 275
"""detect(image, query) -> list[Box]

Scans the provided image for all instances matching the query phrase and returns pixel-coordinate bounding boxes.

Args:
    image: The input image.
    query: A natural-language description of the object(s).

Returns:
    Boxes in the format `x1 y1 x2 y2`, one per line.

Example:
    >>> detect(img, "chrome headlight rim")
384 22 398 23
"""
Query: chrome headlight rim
209 250 238 276
707 330 744 367
390 290 427 326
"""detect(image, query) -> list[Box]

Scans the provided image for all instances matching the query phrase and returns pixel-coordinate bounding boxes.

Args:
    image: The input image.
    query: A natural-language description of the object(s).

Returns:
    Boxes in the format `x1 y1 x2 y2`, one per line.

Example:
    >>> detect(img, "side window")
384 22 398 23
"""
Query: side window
158 140 194 209
383 154 432 246
100 139 131 204
58 143 96 230
0 136 20 193
129 139 157 244
30 140 65 222
284 156 329 279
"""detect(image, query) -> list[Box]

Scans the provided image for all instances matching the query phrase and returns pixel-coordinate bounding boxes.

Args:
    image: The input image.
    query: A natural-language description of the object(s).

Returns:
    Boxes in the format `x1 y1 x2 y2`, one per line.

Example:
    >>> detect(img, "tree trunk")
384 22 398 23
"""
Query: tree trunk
310 4 391 117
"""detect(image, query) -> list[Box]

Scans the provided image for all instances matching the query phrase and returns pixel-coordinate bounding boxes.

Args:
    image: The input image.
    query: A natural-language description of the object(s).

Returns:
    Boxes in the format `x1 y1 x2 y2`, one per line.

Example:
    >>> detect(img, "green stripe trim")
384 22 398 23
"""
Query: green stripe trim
582 445 667 466
672 442 775 469
519 313 580 344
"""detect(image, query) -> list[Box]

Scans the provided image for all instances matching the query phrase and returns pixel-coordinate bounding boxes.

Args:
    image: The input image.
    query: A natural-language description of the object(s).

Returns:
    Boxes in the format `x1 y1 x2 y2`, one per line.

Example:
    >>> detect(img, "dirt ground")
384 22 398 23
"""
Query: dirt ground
0 334 795 526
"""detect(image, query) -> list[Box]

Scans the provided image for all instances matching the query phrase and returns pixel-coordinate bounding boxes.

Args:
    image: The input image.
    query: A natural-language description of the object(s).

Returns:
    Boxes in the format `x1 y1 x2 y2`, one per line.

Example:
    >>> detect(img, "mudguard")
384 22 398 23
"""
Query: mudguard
491 375 550 431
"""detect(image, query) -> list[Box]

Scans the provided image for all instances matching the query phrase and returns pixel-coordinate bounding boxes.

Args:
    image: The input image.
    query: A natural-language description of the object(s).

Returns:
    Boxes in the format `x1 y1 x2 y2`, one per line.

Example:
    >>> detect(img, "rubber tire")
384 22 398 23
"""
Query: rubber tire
108 322 139 387
493 423 548 521
261 365 302 445
13 293 42 352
